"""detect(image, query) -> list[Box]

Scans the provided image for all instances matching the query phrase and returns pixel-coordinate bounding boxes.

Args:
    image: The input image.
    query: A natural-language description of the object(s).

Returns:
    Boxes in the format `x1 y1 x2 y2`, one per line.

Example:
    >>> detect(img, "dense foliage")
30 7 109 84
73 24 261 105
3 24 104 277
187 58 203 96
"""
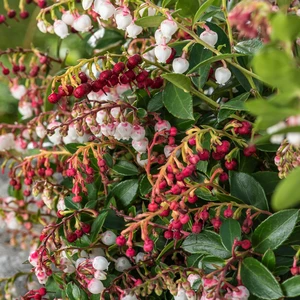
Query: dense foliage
1 0 300 299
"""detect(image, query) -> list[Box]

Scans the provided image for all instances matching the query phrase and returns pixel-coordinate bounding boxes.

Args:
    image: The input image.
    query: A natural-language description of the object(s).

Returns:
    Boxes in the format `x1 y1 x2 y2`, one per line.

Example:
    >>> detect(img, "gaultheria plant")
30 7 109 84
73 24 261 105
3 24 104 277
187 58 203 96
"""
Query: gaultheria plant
0 0 300 299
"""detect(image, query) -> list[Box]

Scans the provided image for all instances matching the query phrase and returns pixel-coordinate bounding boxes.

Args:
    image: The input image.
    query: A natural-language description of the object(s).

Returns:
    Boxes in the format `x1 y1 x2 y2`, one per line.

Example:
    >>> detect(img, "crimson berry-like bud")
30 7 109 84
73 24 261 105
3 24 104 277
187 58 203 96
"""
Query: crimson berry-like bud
143 239 154 252
67 232 78 243
151 76 164 89
37 0 47 8
164 230 173 239
170 184 181 195
237 121 252 135
113 62 125 74
241 239 252 250
224 206 233 218
211 217 222 230
66 167 76 177
81 223 91 233
198 149 210 161
73 83 90 98
188 195 198 204
57 210 64 218
291 266 299 276
243 145 256 157
173 231 182 240
189 154 200 165
170 201 179 211
225 159 237 170
116 235 127 246
216 140 231 154
128 54 142 66
0 15 6 24
200 209 209 221
134 279 143 286
34 294 42 300
20 11 29 19
148 202 159 212
58 85 74 96
179 214 190 225
192 222 202 233
72 195 82 203
126 247 136 257
2 68 10 75
75 229 83 238
38 288 47 296
78 72 88 83
219 172 229 182
7 10 16 18
48 92 61 104
45 168 53 176
160 209 170 217
172 219 183 230
99 70 112 81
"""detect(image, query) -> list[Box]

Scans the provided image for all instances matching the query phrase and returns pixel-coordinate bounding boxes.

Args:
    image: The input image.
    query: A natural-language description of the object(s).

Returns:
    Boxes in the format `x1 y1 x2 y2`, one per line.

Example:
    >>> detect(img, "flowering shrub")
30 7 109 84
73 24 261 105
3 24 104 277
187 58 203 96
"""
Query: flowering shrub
1 0 300 299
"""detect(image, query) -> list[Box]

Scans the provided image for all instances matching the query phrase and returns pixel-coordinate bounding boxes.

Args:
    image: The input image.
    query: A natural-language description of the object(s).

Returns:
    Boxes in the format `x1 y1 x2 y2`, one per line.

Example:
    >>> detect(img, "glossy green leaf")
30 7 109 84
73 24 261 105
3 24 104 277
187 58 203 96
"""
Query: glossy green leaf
229 171 269 210
234 39 263 55
113 160 139 176
252 172 281 195
135 15 166 27
64 143 84 154
188 44 212 88
112 179 139 208
103 209 126 230
90 210 108 242
252 210 298 253
182 231 231 259
262 249 276 272
176 0 199 17
220 219 241 251
241 257 284 299
200 255 225 270
282 276 300 297
162 73 191 91
272 167 300 210
139 174 152 196
162 82 194 120
147 92 163 112
193 0 216 24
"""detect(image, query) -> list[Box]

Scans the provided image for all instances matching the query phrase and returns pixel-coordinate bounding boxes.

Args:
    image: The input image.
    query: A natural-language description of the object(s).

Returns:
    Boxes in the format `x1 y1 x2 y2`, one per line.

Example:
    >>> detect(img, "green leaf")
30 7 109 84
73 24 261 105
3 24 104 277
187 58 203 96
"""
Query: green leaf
103 209 126 230
64 143 84 154
187 254 203 267
176 0 199 17
113 160 139 176
162 82 194 120
64 196 81 210
241 257 283 299
90 210 108 242
147 92 163 112
188 53 244 74
139 174 152 196
182 231 231 259
272 167 300 210
135 15 166 27
111 179 139 208
161 73 191 92
103 153 113 168
200 255 225 270
220 219 241 251
193 0 216 24
188 44 212 88
66 282 81 300
252 209 298 253
252 46 300 93
252 172 281 196
271 13 300 42
229 171 269 211
282 276 300 297
262 249 276 272
234 39 263 55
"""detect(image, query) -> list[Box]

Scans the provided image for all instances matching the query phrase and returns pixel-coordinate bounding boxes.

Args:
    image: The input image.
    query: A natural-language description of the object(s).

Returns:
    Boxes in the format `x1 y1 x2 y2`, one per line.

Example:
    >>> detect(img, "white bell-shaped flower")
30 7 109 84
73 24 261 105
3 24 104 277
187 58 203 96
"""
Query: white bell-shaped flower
92 256 110 271
73 14 92 33
53 20 69 39
154 29 171 45
94 0 115 20
115 121 133 140
126 22 143 38
18 102 33 120
62 11 75 25
139 4 155 17
82 0 93 10
154 45 172 63
47 122 62 145
101 231 117 246
174 288 188 300
115 8 132 30
132 138 148 153
172 57 189 74
160 19 178 37
88 279 104 294
115 257 131 272
215 67 231 85
10 85 27 100
199 30 218 48
131 125 145 141
37 20 47 33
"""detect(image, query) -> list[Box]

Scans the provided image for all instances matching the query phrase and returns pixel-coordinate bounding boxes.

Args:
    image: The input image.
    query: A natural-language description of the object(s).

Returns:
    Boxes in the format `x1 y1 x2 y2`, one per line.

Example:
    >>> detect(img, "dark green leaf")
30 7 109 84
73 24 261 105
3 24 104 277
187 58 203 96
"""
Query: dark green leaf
103 209 126 230
282 276 300 297
193 0 216 24
272 168 300 210
252 209 298 253
229 171 269 210
234 39 263 55
64 196 81 210
252 172 280 195
135 15 166 27
90 210 108 242
103 153 113 168
162 82 194 120
112 179 139 208
147 92 163 112
162 73 191 92
139 174 152 196
64 143 84 154
176 0 199 17
262 249 276 272
182 231 231 258
200 255 225 270
189 44 212 88
220 92 250 111
241 257 284 299
220 219 241 251
113 160 139 176
187 254 203 267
